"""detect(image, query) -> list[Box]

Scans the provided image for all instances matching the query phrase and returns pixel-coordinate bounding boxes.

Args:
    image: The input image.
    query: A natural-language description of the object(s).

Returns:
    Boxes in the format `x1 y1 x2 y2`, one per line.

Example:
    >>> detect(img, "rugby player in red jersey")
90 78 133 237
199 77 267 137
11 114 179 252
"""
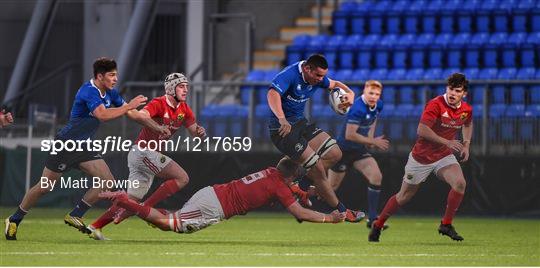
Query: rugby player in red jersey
99 158 345 234
87 73 206 239
369 73 473 242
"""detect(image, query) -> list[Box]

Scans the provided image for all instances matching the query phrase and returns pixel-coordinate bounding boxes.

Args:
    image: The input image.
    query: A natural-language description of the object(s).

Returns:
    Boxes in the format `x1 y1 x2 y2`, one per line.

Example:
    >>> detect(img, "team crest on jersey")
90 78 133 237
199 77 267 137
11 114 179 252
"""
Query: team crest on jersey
406 174 413 180
58 164 66 171
460 112 468 121
160 156 166 163
177 113 184 121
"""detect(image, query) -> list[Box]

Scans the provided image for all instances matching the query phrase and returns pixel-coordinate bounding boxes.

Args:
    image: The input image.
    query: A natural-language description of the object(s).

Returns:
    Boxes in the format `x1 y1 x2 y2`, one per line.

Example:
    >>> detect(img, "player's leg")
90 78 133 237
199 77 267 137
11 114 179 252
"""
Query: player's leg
435 158 466 241
144 159 188 207
352 157 384 226
5 167 62 240
307 131 342 170
327 169 346 191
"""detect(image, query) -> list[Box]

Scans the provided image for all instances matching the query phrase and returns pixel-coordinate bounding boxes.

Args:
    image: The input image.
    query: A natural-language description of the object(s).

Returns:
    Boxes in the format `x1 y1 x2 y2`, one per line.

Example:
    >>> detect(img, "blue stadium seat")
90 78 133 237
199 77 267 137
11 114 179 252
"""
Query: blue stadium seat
406 68 425 80
375 34 398 68
352 69 370 82
478 68 499 79
370 68 388 80
493 1 513 33
476 0 498 32
369 1 390 34
304 35 329 58
471 87 485 105
286 35 311 65
350 1 373 35
387 68 407 81
339 35 362 69
498 67 518 80
465 33 489 67
502 33 527 68
254 104 271 140
484 33 508 68
423 68 443 80
511 86 526 104
525 104 540 117
489 104 506 117
448 33 470 68
429 34 452 68
472 104 483 118
241 70 266 105
379 104 395 118
491 86 507 104
512 0 535 32
399 86 415 104
411 33 434 68
457 0 480 32
502 105 525 141
463 68 480 79
404 0 424 34
393 34 414 68
324 35 346 69
387 0 408 34
530 86 540 104
335 69 353 82
440 0 461 33
382 86 396 104
533 2 540 32
332 1 357 35
356 34 380 69
422 0 443 33
311 104 335 135
521 33 540 67
516 67 536 80
203 105 248 137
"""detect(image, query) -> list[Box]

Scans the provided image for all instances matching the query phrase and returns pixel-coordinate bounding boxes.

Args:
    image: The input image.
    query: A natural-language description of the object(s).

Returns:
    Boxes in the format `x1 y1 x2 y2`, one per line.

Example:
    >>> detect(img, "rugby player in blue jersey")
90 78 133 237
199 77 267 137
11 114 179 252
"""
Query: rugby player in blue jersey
5 57 168 240
328 80 390 229
267 54 363 221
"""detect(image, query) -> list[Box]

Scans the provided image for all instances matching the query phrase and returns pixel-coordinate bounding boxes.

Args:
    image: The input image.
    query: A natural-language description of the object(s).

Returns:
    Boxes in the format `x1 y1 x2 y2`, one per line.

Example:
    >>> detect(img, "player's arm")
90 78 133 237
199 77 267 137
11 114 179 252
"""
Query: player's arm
345 122 389 151
417 123 463 152
267 88 291 137
92 95 147 122
126 108 170 136
186 123 206 138
460 120 473 162
286 202 344 223
328 79 354 107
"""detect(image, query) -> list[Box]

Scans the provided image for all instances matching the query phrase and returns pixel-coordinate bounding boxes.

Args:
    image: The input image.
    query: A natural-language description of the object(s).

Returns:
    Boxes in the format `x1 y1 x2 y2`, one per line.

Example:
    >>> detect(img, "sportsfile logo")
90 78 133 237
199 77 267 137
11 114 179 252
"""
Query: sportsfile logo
41 136 252 155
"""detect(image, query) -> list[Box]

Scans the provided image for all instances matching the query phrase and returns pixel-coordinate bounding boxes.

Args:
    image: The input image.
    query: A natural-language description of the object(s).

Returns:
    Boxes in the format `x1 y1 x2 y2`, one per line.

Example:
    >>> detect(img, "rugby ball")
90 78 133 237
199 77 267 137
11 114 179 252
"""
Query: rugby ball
329 87 350 115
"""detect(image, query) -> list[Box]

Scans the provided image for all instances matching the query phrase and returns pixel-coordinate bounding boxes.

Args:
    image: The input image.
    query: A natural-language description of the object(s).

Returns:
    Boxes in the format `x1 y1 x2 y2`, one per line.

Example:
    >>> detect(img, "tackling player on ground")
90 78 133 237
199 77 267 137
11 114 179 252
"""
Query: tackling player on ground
267 54 363 221
328 80 390 229
87 73 206 240
99 158 345 234
369 73 473 242
4 57 166 240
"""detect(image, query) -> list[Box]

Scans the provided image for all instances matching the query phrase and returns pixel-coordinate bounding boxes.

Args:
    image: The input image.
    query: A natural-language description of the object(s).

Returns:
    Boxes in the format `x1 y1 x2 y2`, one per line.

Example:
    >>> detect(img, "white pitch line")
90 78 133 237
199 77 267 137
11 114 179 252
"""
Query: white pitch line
1 252 524 258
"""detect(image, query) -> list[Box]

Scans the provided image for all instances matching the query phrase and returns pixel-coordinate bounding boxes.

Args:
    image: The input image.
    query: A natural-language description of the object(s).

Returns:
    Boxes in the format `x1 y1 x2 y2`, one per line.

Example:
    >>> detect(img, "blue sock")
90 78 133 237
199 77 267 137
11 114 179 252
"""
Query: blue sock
336 201 347 213
69 199 91 217
9 206 28 225
367 184 381 221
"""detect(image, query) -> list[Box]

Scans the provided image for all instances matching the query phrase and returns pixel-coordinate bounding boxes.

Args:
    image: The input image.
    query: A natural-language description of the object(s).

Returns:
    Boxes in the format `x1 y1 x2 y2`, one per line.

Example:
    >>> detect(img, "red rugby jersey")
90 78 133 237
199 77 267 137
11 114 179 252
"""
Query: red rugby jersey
411 95 473 164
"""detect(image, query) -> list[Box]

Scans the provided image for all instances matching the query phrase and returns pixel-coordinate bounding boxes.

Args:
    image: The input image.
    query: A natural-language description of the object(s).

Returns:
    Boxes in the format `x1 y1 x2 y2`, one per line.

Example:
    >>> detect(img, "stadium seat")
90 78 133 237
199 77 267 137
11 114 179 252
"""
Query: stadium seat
530 86 540 104
463 68 480 79
411 33 434 68
368 1 390 34
382 85 396 104
339 35 362 69
350 1 373 34
422 0 443 33
399 86 415 104
393 34 414 68
241 70 266 105
489 104 506 117
511 86 526 104
457 0 480 32
498 67 518 80
332 1 357 35
478 68 499 79
533 3 540 32
502 104 526 141
404 0 424 34
473 104 484 118
465 33 489 67
511 0 535 32
311 104 335 135
525 104 540 117
476 0 498 32
491 86 507 104
423 68 443 80
253 104 271 140
356 34 380 69
502 33 527 68
521 33 540 67
493 1 513 33
489 104 506 141
304 35 329 59
324 35 346 69
370 68 388 80
286 35 311 65
470 86 485 105
375 34 398 68
448 33 470 68
484 33 508 68
387 0 408 34
440 0 461 33
406 68 425 80
387 68 407 81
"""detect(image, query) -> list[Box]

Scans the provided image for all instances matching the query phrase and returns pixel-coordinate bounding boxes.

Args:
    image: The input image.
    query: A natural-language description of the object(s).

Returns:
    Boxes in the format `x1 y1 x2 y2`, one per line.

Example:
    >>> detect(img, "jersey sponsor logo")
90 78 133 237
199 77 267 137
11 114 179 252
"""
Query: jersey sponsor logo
441 122 462 129
442 111 450 118
460 112 468 121
286 94 308 103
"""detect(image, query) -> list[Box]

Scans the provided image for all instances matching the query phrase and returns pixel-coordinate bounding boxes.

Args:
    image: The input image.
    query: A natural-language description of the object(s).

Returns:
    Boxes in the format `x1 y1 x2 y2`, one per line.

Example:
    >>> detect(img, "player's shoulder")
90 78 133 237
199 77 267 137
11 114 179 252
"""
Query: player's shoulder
376 99 384 111
426 95 445 107
76 80 99 97
460 100 473 112
277 62 301 78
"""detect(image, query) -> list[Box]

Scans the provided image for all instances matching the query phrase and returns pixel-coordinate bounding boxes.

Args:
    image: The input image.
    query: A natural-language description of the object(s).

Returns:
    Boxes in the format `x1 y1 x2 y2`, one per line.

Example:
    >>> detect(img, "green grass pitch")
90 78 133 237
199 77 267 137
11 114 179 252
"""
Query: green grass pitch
0 208 538 266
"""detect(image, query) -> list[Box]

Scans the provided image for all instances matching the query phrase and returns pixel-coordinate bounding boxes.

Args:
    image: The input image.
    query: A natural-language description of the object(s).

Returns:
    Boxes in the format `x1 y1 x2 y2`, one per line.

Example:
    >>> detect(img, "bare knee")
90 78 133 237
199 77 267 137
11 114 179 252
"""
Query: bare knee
395 189 415 205
323 147 342 165
368 171 383 186
452 179 466 193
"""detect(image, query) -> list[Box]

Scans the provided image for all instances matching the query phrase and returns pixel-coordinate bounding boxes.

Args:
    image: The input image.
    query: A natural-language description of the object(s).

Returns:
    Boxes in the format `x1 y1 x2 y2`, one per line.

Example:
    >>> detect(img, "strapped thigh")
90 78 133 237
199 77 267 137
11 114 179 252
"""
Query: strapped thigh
315 137 337 158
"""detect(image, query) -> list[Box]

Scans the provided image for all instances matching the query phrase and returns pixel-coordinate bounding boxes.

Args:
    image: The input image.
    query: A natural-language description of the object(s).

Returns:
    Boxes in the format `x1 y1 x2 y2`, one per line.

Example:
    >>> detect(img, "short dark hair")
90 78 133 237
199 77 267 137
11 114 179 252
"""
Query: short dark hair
447 72 469 92
276 157 300 178
93 57 117 78
305 54 328 70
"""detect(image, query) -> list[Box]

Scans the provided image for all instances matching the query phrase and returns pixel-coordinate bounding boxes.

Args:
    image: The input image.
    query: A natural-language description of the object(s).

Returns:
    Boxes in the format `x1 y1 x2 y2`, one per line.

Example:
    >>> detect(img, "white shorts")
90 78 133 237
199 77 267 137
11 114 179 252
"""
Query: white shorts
402 153 459 185
169 186 224 233
127 146 172 200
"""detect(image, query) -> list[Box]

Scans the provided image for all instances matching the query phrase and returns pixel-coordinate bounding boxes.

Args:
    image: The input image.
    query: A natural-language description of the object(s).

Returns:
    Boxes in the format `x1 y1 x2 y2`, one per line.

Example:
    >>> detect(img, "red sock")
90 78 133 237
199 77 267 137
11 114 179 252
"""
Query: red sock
90 204 120 229
117 198 151 218
442 189 464 225
374 195 401 229
143 179 181 207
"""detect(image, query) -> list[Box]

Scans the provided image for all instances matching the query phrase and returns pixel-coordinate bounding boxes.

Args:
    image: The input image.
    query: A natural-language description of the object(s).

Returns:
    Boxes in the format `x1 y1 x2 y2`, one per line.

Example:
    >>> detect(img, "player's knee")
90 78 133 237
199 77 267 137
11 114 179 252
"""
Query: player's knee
176 175 189 187
301 152 320 171
368 171 383 186
396 190 413 205
453 179 466 193
325 146 342 164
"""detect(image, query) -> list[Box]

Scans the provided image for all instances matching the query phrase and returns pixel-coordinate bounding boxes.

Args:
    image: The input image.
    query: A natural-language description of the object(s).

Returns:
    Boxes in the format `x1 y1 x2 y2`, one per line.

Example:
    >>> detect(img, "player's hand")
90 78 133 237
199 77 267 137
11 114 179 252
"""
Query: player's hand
329 210 345 223
289 183 312 207
196 125 206 138
372 135 390 151
340 92 354 107
459 145 470 163
445 139 463 153
127 95 148 110
278 117 291 137
157 125 171 137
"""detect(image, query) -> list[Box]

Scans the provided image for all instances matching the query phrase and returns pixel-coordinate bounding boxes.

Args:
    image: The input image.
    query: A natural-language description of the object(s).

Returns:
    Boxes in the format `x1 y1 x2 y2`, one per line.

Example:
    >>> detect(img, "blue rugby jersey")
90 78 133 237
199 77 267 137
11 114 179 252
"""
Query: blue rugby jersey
336 95 383 151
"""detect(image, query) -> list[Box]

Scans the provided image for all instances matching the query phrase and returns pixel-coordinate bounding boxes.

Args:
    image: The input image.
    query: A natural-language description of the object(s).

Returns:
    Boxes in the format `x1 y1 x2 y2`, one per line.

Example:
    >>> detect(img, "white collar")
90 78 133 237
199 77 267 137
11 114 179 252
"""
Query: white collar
443 93 461 109
298 61 308 84
165 95 181 109
90 79 106 98
361 94 377 111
